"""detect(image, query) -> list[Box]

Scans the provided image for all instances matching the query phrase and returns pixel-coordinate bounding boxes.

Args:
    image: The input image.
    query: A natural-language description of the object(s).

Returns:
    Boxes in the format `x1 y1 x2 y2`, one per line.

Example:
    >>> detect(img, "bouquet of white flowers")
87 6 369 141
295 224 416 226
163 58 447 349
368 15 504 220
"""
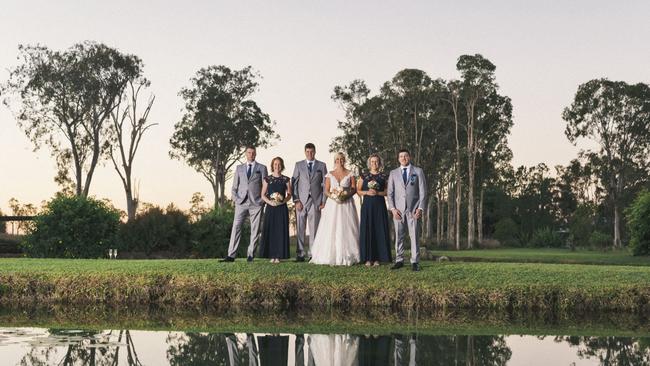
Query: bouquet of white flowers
368 180 380 190
329 186 349 203
270 192 284 205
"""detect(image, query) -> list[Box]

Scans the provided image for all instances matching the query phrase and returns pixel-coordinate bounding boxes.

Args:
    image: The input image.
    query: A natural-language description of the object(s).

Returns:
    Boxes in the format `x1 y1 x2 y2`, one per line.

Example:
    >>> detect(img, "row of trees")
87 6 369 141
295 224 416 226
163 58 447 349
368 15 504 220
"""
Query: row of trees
2 41 276 221
331 55 513 250
331 55 650 249
3 42 649 250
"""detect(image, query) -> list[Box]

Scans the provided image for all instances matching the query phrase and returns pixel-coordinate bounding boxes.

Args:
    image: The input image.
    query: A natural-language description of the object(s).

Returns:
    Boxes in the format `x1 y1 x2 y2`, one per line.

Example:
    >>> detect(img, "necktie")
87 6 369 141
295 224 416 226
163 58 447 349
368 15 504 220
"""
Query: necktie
308 162 313 175
402 168 407 185
247 164 252 179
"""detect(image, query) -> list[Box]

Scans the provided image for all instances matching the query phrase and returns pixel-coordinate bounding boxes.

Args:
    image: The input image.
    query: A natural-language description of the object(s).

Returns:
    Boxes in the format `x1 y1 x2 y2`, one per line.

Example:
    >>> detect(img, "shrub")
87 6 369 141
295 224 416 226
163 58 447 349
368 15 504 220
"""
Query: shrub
589 231 611 250
191 207 248 258
117 204 192 255
627 190 650 256
22 195 120 258
529 227 564 248
0 209 5 234
493 218 520 247
569 203 597 248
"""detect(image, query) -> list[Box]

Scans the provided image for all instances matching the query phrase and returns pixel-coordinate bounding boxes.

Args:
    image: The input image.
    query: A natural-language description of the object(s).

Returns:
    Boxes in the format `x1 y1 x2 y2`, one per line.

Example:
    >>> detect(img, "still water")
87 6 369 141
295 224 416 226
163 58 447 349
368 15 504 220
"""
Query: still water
1 327 648 365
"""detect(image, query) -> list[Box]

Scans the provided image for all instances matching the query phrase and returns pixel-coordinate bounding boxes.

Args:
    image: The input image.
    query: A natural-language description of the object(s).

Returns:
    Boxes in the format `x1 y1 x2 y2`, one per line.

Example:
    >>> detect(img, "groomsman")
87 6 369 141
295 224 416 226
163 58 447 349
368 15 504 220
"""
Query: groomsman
292 143 327 261
387 149 427 271
220 146 268 262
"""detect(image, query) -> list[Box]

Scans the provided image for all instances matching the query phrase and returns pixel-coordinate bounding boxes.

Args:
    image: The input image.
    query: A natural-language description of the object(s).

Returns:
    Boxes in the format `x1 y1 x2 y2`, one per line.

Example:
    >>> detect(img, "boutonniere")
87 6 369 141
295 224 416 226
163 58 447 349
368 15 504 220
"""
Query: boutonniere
409 174 417 185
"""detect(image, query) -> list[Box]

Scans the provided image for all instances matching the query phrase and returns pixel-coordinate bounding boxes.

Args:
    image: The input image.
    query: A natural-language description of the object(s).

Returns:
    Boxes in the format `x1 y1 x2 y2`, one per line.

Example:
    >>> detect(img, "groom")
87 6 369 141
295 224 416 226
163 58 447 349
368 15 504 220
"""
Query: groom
387 149 427 271
220 146 268 262
292 143 327 261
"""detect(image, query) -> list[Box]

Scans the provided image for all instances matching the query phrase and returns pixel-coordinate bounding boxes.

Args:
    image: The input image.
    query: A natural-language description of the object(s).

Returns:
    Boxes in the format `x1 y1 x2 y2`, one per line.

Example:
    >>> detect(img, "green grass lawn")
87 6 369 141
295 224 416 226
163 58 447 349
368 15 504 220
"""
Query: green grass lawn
1 257 650 289
1 257 650 313
430 247 650 266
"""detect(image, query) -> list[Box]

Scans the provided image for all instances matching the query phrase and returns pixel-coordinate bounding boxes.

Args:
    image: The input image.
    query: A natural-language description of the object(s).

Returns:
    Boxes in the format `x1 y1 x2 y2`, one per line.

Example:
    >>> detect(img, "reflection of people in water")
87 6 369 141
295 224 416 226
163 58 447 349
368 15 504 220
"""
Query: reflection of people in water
225 333 260 366
258 334 289 366
358 335 391 365
307 334 359 366
394 334 417 366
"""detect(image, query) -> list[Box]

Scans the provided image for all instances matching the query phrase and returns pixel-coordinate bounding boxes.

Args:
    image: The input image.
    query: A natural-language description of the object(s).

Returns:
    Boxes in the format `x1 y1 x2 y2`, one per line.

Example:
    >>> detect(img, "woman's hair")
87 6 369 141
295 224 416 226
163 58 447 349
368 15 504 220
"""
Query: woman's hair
333 152 347 167
366 153 383 171
270 157 285 172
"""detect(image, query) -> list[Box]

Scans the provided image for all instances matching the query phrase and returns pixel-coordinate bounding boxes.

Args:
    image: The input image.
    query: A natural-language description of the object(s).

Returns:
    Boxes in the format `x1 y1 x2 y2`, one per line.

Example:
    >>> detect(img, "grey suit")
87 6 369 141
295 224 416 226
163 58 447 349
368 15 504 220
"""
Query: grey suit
227 161 268 258
292 159 327 257
387 165 427 263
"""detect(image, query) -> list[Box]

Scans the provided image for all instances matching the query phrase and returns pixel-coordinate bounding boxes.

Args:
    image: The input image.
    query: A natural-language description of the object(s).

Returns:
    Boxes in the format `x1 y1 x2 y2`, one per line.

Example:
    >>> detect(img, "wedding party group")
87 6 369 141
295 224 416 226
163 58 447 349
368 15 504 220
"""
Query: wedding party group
219 143 427 272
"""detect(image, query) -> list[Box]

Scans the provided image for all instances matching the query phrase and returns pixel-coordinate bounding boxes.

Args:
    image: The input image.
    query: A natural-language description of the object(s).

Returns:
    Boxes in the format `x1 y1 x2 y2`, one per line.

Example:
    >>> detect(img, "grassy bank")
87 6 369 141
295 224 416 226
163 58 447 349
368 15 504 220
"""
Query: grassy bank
430 248 650 266
1 305 649 337
1 258 650 313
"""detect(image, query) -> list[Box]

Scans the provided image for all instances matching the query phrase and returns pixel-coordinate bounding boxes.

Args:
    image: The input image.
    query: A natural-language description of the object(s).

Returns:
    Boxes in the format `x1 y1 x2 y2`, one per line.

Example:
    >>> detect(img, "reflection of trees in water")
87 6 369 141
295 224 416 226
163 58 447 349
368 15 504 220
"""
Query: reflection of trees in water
410 335 511 366
557 336 650 365
19 329 142 366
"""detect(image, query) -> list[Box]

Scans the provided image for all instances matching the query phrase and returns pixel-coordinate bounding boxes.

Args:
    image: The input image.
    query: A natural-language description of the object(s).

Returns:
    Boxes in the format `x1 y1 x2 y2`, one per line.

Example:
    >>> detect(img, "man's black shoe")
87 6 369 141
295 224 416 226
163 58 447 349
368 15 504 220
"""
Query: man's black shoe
295 256 305 262
247 256 254 262
412 263 420 272
390 261 404 270
218 256 235 262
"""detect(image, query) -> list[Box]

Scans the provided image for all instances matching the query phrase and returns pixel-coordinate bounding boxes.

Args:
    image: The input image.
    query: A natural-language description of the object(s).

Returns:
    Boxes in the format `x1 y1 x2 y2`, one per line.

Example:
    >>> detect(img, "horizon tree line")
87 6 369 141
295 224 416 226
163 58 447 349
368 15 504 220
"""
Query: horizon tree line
3 41 650 249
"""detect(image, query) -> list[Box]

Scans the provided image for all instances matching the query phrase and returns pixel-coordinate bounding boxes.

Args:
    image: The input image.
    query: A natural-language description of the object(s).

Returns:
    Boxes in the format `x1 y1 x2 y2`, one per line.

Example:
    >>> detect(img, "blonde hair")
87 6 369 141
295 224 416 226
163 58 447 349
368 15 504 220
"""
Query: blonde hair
366 154 383 171
333 152 347 168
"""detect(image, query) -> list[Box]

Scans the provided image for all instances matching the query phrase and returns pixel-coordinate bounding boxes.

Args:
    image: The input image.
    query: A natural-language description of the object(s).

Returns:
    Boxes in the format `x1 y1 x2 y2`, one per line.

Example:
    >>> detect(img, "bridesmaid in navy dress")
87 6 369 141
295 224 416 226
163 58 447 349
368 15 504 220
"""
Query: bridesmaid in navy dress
260 157 292 263
357 154 392 266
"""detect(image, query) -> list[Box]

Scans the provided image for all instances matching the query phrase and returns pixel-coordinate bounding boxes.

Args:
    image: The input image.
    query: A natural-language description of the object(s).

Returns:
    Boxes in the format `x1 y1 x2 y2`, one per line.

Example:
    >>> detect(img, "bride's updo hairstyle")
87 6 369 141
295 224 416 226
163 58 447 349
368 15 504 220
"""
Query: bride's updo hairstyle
334 152 347 168
366 153 383 171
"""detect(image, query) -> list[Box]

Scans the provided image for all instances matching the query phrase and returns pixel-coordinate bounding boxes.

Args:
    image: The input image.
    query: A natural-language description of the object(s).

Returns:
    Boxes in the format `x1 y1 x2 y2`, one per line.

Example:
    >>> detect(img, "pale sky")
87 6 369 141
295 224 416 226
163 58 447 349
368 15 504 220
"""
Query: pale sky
1 0 649 214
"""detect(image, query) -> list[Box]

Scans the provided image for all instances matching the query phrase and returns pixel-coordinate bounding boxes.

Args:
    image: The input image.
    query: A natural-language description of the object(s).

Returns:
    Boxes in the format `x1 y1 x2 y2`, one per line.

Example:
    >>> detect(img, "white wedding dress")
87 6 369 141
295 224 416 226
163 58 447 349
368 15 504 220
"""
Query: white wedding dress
307 334 359 366
310 172 360 266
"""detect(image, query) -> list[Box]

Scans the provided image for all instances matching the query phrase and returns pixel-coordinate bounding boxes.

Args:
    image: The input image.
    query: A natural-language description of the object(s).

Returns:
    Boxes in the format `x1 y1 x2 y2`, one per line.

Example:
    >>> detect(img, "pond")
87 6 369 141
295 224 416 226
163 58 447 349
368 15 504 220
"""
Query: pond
0 307 648 365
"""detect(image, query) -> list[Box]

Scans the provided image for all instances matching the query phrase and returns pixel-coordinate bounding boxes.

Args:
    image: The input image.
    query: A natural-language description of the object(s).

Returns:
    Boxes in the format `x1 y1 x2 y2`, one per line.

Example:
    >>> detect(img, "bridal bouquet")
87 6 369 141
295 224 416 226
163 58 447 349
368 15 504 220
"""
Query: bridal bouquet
367 180 380 190
270 192 284 205
329 186 349 203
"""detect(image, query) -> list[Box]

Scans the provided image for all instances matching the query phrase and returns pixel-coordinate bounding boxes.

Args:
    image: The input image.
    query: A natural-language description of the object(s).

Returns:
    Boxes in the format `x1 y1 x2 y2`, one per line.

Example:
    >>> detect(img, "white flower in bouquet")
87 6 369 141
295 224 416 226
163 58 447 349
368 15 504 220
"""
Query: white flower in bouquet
368 180 380 190
270 192 284 205
329 186 348 203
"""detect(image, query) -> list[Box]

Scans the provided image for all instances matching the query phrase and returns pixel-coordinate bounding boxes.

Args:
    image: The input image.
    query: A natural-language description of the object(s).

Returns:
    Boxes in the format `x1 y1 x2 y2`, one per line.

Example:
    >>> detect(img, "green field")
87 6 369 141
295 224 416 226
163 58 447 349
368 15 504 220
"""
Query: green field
1 256 650 313
430 248 650 266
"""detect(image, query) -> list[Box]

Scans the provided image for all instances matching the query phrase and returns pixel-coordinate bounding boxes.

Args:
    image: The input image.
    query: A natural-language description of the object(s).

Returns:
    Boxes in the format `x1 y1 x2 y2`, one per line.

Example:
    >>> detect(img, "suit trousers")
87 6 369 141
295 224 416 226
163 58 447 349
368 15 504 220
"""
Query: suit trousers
393 211 420 263
296 196 321 257
227 202 263 258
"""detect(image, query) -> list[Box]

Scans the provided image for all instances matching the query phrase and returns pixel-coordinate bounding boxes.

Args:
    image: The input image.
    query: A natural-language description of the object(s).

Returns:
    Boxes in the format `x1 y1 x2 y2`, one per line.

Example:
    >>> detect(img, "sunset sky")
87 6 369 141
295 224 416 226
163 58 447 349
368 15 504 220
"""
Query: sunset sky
1 0 649 214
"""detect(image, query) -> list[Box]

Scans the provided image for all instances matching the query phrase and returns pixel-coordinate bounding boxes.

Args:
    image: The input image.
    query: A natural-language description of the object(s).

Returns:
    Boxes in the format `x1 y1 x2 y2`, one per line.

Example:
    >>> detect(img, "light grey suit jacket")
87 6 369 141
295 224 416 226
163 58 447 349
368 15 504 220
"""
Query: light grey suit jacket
292 160 328 205
387 165 427 213
231 162 268 206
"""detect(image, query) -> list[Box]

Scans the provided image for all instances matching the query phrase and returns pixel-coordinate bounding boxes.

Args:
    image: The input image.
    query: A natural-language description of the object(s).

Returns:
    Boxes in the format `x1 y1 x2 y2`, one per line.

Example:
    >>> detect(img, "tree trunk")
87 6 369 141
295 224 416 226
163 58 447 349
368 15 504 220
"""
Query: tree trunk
455 174 461 250
466 119 475 249
613 202 621 248
478 187 484 245
447 181 454 243
436 189 443 245
426 196 435 241
126 189 136 221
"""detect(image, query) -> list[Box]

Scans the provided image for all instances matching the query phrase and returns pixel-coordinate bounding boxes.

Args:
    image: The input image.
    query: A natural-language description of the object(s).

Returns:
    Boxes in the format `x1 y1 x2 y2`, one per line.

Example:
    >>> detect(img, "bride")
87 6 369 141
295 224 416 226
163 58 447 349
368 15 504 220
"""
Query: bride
310 152 360 266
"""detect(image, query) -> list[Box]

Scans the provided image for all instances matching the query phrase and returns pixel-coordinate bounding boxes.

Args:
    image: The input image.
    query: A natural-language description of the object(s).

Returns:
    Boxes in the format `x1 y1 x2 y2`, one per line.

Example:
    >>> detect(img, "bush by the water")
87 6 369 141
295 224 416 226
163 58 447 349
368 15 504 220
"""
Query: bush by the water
493 218 520 247
627 190 650 256
588 231 611 250
529 227 564 248
569 203 597 247
191 207 248 258
22 195 120 258
117 204 192 255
